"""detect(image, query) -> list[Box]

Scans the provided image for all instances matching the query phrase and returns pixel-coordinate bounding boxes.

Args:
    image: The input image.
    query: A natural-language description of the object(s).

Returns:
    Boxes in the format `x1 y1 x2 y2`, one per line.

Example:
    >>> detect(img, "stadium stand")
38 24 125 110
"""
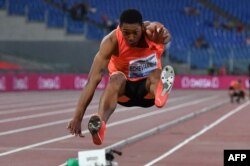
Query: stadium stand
0 0 249 74
209 0 250 24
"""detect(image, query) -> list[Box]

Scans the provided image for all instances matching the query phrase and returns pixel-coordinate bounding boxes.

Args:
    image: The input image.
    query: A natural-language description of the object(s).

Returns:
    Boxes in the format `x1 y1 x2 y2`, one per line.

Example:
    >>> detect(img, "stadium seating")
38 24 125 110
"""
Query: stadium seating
210 0 250 24
1 0 249 70
0 0 5 8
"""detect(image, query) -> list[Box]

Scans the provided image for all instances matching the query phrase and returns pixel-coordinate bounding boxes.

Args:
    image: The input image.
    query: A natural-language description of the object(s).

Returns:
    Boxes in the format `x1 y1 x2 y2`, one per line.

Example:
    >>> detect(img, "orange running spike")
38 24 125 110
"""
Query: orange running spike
155 65 175 108
88 114 106 145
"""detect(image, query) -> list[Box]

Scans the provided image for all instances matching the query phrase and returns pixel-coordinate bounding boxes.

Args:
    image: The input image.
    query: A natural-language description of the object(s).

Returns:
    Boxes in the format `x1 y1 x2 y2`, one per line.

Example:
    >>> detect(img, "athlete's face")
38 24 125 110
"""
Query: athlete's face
120 23 143 47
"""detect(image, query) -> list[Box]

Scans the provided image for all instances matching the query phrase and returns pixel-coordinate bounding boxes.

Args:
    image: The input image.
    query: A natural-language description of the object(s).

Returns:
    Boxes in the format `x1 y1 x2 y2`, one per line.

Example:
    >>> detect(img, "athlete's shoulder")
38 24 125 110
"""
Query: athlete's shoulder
99 29 119 56
101 29 118 45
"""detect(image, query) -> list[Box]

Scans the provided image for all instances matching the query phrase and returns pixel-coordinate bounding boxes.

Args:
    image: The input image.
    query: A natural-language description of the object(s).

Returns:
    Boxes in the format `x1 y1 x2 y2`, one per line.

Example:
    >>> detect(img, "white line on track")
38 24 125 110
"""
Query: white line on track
0 102 76 115
0 99 98 115
0 94 194 123
0 98 78 110
0 107 136 136
144 101 250 166
57 95 224 166
0 109 75 123
104 100 227 151
0 95 209 135
0 95 218 157
0 105 95 123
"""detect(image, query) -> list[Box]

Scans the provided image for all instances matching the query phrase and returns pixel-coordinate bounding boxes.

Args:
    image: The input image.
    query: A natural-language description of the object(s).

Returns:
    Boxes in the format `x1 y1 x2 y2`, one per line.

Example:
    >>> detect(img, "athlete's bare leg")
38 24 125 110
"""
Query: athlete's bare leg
146 69 162 96
98 73 126 122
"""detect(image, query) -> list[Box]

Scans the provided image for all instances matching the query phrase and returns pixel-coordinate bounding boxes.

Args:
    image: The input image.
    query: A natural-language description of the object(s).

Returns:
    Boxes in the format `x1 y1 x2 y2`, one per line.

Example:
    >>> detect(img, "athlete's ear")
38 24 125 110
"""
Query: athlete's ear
119 23 122 28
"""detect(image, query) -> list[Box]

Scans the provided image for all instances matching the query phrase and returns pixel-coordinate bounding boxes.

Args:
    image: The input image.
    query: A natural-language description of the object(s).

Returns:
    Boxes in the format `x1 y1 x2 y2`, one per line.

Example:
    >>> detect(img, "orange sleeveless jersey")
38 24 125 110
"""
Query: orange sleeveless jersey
108 26 165 81
230 80 244 90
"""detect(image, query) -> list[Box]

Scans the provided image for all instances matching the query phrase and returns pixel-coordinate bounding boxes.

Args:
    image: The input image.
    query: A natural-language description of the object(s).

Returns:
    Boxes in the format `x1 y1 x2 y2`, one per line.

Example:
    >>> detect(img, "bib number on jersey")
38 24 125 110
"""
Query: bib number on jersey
128 53 157 78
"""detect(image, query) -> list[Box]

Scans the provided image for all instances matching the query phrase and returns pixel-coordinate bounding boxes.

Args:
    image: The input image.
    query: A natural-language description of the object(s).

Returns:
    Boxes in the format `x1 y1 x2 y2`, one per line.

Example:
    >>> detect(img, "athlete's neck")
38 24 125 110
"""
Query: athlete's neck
136 36 149 48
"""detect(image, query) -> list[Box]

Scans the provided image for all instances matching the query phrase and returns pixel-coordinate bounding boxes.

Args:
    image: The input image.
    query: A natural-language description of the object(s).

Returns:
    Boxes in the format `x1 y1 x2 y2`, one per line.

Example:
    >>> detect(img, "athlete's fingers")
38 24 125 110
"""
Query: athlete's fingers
159 28 166 41
67 122 71 129
71 127 83 137
164 32 171 43
70 128 76 135
68 126 77 136
157 27 164 35
68 124 77 135
146 29 152 36
67 123 75 135
154 27 169 43
162 28 171 44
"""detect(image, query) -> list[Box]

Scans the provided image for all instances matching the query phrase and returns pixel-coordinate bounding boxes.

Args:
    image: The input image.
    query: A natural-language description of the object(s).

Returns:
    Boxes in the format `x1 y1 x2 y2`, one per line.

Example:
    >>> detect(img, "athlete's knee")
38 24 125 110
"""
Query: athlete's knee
110 72 126 83
107 73 126 92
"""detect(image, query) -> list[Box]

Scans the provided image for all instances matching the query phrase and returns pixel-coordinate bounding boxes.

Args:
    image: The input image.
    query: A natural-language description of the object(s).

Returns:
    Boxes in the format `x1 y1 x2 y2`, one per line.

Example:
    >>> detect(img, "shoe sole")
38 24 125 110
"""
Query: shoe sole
88 115 102 145
160 65 175 96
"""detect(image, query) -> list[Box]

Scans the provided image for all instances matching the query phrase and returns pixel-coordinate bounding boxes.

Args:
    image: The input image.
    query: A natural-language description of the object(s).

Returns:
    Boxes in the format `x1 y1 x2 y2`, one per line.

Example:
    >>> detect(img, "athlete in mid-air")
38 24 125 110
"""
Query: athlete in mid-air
67 9 175 145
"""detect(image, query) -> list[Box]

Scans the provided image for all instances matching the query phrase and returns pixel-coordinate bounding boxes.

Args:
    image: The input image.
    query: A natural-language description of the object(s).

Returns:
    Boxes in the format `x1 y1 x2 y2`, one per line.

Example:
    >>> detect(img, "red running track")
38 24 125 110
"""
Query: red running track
0 90 249 166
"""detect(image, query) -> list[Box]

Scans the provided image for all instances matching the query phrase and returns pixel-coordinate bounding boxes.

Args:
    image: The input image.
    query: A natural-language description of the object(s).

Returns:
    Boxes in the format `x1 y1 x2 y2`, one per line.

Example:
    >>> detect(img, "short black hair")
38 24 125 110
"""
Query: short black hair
119 9 143 26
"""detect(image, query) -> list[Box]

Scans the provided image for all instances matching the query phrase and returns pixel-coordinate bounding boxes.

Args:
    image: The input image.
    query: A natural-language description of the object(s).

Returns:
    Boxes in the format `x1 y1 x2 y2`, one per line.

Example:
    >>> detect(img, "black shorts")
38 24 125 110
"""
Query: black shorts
229 86 245 98
118 78 154 108
233 91 245 98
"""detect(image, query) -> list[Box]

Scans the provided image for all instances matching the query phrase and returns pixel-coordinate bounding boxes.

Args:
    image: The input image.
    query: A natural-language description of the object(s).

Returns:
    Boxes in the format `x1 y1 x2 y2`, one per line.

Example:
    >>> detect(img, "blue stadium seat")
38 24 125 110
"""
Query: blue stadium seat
8 0 28 15
66 16 85 34
0 0 5 8
27 2 46 22
3 0 249 69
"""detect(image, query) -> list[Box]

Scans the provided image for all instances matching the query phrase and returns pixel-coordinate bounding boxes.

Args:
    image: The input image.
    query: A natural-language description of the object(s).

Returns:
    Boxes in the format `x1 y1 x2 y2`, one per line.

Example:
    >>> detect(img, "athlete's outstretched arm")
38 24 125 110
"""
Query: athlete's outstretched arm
67 31 117 137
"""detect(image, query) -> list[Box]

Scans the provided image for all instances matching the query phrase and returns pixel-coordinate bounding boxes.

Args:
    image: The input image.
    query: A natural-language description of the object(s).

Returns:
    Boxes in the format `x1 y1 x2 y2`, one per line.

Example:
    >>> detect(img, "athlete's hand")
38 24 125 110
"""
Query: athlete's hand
145 23 171 44
67 119 85 137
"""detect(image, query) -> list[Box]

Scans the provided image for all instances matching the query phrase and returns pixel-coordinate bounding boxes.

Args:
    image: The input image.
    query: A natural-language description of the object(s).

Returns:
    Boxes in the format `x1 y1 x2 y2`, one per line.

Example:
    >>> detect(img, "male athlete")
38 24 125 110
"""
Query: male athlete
228 79 246 103
67 9 175 145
